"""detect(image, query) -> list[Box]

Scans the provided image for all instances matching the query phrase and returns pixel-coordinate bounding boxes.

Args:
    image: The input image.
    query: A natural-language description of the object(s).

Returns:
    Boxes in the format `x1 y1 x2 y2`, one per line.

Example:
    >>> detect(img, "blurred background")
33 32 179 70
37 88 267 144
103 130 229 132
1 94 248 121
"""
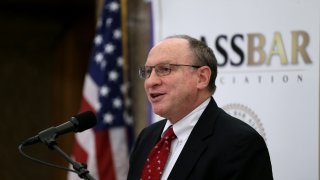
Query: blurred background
0 0 148 179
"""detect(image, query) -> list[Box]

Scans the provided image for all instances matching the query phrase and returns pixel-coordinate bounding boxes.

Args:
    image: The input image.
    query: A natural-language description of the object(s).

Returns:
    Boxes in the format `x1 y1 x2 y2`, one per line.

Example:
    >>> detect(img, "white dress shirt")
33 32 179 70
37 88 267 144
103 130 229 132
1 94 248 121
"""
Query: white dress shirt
160 98 210 180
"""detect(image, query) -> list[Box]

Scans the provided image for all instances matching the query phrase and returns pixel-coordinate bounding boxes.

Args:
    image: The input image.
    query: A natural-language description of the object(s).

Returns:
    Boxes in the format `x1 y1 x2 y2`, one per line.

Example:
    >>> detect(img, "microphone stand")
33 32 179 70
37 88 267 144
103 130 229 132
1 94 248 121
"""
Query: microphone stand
51 144 95 180
38 127 95 180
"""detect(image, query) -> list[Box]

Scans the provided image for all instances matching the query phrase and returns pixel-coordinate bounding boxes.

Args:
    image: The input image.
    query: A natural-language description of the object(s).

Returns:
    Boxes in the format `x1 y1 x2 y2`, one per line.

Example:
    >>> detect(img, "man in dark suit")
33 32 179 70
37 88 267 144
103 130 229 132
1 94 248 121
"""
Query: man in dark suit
127 35 273 180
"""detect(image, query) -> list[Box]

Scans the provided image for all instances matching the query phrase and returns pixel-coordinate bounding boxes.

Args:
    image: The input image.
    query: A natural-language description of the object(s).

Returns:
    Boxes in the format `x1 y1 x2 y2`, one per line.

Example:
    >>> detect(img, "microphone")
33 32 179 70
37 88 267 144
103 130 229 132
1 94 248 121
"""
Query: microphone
22 111 97 146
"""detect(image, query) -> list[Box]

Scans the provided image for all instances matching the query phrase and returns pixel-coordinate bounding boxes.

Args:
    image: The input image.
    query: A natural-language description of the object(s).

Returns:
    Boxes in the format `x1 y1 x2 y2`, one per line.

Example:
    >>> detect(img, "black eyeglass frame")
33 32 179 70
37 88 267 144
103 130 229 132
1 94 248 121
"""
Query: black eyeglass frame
139 63 202 79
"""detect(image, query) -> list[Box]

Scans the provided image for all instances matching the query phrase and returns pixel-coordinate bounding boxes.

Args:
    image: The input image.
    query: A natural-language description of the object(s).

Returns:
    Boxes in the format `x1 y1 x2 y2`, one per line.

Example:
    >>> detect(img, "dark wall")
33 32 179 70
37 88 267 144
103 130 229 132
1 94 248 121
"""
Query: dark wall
0 0 150 179
0 1 95 179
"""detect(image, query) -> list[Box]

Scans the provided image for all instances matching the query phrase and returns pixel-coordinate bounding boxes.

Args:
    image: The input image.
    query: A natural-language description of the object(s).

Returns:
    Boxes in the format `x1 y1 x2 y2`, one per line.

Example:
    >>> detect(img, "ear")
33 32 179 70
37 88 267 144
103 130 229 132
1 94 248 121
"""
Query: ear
196 66 211 90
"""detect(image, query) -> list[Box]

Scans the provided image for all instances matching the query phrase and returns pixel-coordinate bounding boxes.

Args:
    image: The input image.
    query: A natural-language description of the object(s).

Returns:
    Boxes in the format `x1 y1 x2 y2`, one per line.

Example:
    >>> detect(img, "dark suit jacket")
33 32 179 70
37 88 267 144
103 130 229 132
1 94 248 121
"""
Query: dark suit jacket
127 98 273 180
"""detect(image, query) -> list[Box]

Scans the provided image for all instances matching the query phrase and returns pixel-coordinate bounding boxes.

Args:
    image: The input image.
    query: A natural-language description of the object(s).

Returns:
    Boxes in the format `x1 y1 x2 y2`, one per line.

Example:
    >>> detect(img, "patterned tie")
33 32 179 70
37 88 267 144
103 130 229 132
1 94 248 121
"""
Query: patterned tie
141 126 177 180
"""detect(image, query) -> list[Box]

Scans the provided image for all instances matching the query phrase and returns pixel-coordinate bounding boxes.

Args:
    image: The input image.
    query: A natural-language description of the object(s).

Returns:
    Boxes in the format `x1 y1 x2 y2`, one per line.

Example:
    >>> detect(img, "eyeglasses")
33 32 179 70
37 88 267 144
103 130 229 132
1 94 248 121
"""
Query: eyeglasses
139 63 202 79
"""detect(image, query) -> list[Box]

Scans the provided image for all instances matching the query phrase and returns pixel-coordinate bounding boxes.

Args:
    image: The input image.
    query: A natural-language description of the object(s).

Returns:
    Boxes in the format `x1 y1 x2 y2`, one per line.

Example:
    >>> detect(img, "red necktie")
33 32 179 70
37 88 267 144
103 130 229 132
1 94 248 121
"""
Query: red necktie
141 126 177 180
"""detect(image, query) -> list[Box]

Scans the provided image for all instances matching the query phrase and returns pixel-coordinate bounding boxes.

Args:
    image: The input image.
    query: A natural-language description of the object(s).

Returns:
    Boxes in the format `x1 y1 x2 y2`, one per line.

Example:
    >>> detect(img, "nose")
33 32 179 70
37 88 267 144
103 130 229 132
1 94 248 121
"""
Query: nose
144 68 161 88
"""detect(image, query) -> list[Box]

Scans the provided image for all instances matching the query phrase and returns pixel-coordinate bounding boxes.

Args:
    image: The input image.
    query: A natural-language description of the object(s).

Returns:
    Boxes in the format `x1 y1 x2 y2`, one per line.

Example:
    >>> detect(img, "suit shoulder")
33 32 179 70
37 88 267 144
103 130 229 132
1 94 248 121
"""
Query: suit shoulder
216 109 263 139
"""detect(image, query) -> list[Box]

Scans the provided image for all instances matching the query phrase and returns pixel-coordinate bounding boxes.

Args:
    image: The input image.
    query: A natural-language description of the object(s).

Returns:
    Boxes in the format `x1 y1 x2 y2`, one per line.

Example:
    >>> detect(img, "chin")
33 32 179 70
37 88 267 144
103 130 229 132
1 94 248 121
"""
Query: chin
152 107 167 118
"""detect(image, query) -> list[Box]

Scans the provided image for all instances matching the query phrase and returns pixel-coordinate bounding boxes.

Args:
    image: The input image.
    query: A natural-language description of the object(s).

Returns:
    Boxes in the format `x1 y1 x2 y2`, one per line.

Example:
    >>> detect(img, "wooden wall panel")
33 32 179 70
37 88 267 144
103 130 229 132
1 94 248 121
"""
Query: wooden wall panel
0 0 150 179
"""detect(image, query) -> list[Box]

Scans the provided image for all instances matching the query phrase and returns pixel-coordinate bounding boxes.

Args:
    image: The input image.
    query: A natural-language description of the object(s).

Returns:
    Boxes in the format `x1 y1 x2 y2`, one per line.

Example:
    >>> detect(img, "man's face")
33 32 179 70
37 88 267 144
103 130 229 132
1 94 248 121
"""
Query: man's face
144 38 199 122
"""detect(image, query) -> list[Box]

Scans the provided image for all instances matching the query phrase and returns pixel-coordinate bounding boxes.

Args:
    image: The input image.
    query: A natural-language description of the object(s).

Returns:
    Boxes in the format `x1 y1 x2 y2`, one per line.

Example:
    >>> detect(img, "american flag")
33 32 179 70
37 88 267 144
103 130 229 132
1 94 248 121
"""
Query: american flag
68 0 134 179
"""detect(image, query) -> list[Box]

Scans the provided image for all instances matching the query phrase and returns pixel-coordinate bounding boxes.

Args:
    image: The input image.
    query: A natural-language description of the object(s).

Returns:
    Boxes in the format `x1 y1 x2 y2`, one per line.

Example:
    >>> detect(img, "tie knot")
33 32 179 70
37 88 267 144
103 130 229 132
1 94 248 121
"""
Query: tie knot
162 126 176 141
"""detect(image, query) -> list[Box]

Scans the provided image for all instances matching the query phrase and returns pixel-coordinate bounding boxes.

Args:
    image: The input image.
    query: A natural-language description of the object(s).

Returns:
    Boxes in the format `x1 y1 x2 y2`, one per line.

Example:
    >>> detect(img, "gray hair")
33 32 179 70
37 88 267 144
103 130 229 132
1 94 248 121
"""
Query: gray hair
166 35 217 93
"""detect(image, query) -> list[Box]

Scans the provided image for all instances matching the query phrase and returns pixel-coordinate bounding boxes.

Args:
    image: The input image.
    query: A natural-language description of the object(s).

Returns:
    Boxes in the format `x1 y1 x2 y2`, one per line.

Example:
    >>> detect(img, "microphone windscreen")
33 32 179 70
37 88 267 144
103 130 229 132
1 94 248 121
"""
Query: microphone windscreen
72 111 97 132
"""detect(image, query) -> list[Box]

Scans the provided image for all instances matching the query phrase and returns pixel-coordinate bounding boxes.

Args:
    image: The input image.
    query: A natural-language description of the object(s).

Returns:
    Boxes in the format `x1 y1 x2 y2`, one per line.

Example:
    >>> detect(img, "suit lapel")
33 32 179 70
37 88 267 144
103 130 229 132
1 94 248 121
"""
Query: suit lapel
143 123 164 153
135 120 166 178
168 98 221 180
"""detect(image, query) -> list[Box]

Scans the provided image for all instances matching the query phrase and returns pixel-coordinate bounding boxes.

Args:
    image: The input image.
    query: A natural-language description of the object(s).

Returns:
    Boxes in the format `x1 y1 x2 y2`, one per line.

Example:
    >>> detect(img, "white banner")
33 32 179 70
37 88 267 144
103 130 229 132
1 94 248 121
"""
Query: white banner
150 0 320 179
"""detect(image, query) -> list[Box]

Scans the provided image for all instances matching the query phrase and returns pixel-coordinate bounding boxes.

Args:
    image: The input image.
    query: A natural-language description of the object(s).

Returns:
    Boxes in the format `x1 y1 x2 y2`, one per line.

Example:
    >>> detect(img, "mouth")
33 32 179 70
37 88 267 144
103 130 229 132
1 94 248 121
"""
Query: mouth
149 92 165 101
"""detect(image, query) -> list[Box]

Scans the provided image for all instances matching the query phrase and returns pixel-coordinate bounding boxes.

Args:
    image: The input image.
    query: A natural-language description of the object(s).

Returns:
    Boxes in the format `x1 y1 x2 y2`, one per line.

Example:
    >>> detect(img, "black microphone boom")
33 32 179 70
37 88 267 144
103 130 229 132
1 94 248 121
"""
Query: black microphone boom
22 111 97 146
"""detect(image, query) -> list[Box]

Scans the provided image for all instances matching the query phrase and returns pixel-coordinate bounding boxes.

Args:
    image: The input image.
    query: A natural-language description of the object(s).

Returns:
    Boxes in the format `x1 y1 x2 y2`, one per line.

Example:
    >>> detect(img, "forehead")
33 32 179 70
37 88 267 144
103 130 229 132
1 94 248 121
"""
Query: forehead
146 38 193 65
